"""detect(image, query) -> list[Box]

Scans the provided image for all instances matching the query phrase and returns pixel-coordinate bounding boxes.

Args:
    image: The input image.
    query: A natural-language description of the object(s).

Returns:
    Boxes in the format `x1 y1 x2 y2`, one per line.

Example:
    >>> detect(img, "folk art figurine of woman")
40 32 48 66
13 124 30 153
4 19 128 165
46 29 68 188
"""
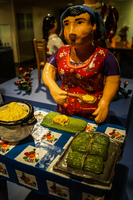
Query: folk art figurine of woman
42 15 64 56
42 5 120 123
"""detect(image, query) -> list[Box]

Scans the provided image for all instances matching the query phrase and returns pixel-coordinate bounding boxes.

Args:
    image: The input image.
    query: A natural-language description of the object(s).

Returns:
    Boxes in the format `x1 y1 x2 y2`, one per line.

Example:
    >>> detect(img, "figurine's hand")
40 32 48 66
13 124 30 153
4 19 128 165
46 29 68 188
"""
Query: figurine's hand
92 100 109 123
50 87 68 105
92 75 120 123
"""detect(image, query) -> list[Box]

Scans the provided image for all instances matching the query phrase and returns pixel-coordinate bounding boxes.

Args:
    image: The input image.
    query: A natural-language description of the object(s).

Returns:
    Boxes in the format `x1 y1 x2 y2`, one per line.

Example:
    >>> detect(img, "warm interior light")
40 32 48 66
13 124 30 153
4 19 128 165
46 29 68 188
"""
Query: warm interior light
68 3 73 6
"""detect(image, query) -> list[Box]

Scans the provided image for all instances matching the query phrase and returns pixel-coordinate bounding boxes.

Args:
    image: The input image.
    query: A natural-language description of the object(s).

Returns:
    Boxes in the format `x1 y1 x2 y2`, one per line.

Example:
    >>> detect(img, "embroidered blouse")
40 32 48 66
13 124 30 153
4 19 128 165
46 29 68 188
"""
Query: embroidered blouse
47 45 120 117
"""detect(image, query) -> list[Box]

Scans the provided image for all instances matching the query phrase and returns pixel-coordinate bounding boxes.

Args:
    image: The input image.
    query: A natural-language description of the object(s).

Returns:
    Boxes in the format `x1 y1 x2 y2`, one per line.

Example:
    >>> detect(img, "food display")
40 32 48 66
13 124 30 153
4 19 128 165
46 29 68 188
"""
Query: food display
82 94 95 102
0 102 28 121
71 132 109 160
53 131 121 186
41 111 88 134
53 114 70 126
67 151 104 174
67 132 110 174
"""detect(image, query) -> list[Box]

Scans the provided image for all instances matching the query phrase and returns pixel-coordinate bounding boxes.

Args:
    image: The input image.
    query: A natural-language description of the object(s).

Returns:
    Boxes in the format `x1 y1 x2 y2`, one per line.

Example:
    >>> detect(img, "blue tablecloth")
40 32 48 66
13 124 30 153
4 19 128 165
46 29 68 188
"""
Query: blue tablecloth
0 69 132 199
0 107 126 200
0 69 133 128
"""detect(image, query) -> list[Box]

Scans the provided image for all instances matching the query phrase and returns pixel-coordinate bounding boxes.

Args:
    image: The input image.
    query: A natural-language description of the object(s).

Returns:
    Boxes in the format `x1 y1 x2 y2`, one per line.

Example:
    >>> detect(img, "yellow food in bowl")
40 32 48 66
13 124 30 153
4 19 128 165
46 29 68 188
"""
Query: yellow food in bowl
53 114 70 126
0 102 28 121
82 94 94 101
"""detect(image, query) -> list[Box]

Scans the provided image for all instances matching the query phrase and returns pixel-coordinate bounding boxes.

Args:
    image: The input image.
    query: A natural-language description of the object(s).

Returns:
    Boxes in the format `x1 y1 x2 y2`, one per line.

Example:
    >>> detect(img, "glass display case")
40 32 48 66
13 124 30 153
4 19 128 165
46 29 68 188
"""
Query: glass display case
0 24 15 82
0 24 12 47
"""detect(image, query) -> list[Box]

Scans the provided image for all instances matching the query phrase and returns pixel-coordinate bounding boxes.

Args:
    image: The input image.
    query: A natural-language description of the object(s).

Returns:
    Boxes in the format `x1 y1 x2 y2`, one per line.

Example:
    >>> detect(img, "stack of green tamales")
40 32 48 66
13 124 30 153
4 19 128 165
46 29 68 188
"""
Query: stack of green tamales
67 132 110 173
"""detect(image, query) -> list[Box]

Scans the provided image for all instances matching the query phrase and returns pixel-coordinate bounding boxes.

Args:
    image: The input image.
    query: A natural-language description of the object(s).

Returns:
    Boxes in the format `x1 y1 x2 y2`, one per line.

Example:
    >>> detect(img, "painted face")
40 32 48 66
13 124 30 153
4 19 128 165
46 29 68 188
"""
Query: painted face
63 13 96 47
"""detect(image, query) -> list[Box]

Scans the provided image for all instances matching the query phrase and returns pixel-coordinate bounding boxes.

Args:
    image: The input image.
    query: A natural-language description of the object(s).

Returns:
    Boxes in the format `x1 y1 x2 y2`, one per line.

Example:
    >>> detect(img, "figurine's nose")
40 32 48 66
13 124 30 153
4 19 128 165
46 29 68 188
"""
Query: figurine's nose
69 34 77 42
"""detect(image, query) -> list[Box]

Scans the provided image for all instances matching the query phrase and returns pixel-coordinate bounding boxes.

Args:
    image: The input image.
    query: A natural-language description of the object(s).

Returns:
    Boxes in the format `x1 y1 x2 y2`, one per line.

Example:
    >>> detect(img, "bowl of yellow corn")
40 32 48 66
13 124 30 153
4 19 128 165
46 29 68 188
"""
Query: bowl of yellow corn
0 100 37 142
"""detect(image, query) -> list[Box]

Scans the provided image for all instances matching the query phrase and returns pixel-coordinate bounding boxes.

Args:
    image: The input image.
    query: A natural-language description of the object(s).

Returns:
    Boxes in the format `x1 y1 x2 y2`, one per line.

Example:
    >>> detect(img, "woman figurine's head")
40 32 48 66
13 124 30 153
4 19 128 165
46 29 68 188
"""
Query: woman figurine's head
42 15 57 41
60 6 106 46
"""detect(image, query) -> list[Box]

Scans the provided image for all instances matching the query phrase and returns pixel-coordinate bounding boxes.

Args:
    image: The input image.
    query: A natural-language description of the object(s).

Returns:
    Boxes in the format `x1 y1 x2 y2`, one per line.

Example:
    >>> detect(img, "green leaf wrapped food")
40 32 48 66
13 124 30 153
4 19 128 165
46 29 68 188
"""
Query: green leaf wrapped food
91 142 108 160
67 151 84 170
83 154 104 173
71 137 91 153
78 131 92 140
71 132 109 160
67 151 104 173
93 134 110 146
41 112 88 134
78 131 110 146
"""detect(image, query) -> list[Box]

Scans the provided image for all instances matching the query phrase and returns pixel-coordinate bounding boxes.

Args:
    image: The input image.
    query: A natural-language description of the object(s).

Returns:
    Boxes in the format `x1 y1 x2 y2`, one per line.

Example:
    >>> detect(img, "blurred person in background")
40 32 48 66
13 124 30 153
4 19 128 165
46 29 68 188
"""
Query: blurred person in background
42 15 64 56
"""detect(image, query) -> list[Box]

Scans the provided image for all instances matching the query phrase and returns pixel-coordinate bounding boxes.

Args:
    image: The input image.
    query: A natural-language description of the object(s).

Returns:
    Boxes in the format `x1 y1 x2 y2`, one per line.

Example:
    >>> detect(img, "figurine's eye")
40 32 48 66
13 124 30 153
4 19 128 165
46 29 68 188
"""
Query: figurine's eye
63 22 69 26
77 20 83 24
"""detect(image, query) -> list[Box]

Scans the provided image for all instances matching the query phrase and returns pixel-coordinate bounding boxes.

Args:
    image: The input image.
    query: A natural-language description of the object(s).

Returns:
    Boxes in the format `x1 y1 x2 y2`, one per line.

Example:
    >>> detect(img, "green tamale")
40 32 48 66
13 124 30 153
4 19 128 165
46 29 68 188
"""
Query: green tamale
71 137 91 153
41 112 88 134
91 142 108 160
83 155 104 173
71 133 109 160
93 134 110 146
67 151 83 170
78 131 110 146
78 132 92 140
67 151 104 173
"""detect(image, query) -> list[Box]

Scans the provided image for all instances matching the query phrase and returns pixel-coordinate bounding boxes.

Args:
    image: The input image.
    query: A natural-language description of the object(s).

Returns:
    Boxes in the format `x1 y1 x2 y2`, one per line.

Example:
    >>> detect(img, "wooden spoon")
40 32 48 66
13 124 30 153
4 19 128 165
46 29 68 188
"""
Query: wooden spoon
67 92 97 104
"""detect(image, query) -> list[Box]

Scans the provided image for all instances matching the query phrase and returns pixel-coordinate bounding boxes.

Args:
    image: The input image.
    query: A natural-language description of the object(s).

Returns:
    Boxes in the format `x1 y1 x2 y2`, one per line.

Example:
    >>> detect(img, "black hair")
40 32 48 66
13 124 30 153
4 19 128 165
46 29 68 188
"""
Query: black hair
42 16 56 41
62 7 96 25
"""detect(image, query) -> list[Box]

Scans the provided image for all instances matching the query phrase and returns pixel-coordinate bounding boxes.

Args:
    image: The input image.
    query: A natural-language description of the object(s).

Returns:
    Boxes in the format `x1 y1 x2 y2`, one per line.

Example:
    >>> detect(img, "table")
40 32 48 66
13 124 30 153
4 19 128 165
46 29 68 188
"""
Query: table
0 69 133 128
0 107 127 200
0 69 132 199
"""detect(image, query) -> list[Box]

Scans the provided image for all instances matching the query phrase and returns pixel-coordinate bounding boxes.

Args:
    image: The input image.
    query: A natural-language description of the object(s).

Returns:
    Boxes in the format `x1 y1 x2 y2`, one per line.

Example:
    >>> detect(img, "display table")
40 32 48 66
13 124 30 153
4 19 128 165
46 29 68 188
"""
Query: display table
0 107 126 200
0 68 132 199
0 69 133 128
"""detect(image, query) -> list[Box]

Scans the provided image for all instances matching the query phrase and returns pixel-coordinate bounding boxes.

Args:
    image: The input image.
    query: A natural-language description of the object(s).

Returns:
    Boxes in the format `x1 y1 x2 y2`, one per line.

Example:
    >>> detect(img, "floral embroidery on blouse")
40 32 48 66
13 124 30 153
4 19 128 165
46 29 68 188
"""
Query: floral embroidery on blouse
76 73 81 79
87 86 94 92
89 62 95 69
60 69 65 75
64 85 69 90
59 52 64 60
70 69 74 73
96 49 105 57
